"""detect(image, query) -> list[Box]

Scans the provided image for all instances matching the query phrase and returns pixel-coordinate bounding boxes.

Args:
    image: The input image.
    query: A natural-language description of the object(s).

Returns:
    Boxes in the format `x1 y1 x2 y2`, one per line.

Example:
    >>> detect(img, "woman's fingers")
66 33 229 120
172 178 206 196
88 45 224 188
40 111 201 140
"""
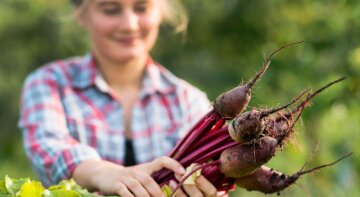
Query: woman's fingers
182 184 204 197
169 180 187 197
148 156 186 176
195 176 217 197
174 173 203 197
123 178 151 197
174 173 217 197
114 182 134 197
135 172 164 197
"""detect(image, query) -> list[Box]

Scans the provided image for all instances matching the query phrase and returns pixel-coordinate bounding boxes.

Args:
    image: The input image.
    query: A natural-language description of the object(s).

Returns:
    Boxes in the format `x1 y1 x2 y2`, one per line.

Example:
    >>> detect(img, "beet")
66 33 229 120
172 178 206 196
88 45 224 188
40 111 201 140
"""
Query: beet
228 88 309 142
236 152 352 194
264 77 346 146
213 41 304 118
220 136 278 178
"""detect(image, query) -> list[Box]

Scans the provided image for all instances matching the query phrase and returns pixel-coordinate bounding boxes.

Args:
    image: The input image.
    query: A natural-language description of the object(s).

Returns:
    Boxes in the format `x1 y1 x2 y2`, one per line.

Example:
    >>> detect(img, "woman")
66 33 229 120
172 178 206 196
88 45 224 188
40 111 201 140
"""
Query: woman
18 0 218 196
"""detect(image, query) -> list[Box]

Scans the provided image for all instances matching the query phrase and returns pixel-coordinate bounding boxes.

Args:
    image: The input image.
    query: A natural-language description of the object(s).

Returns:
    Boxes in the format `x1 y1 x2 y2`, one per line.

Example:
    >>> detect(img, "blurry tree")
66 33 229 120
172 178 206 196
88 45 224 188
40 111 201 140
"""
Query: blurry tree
0 0 88 178
0 0 359 196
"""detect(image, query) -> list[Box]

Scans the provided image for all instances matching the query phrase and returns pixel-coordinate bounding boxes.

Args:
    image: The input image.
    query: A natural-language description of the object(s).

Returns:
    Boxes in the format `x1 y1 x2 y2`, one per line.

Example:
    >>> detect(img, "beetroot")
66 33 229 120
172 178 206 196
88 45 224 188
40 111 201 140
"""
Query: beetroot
220 136 278 178
264 77 346 146
170 136 278 196
151 41 348 196
213 41 304 118
236 152 352 194
228 88 309 142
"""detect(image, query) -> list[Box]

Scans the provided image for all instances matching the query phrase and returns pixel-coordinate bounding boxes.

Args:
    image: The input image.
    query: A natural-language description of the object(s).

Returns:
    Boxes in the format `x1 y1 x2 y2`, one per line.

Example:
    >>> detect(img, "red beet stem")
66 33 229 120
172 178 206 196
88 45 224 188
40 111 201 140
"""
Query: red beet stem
185 127 229 155
158 136 237 183
188 141 240 165
168 110 214 158
171 111 220 159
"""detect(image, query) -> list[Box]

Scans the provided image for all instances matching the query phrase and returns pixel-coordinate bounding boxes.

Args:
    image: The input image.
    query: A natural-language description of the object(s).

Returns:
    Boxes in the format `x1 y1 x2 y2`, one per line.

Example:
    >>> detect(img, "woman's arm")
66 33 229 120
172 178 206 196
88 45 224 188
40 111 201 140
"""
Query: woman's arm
18 69 102 186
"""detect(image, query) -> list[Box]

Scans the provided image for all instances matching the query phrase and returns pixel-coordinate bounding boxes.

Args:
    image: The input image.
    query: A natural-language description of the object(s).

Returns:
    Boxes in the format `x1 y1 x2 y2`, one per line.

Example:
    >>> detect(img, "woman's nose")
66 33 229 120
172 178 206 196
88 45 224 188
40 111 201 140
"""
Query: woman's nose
120 9 139 32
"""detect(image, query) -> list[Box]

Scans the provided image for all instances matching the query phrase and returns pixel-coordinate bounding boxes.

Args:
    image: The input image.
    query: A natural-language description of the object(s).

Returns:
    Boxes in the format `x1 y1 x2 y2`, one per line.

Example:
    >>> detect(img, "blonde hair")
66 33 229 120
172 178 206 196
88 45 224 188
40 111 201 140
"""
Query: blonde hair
70 0 188 34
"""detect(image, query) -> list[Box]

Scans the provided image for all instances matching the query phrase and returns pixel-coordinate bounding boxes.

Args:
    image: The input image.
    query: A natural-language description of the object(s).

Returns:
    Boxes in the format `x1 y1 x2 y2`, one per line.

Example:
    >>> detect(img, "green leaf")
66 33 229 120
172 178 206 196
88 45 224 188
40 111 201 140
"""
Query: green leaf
161 185 173 197
56 179 81 190
0 180 7 193
4 176 29 195
48 179 99 197
17 181 45 197
47 185 64 191
44 189 81 197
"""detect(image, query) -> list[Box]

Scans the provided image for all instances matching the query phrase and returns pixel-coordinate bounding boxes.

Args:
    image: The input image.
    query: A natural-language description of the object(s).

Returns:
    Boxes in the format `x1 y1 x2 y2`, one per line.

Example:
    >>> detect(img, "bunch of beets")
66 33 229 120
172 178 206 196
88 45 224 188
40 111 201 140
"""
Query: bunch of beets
152 41 352 196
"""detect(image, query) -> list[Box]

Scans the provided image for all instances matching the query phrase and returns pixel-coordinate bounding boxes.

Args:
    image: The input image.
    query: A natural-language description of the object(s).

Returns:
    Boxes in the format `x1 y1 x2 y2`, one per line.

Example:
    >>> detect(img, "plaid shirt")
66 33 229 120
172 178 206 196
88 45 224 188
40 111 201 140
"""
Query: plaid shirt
18 54 211 186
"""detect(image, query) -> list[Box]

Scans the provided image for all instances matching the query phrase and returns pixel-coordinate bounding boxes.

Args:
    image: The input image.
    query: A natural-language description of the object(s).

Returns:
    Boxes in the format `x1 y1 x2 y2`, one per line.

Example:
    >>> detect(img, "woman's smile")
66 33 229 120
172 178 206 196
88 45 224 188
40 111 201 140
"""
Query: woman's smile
114 35 140 45
78 0 162 64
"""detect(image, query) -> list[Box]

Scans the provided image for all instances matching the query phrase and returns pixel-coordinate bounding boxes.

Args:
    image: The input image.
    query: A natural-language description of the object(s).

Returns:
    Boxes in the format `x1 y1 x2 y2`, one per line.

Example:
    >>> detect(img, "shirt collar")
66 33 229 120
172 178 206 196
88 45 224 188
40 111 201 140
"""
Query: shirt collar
72 53 176 96
141 57 176 96
72 53 97 89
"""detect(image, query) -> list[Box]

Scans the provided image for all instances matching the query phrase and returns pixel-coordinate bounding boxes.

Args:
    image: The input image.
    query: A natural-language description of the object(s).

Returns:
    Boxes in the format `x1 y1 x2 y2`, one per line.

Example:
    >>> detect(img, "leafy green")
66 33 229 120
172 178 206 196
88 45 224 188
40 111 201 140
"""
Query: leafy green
161 185 172 197
0 176 118 197
18 181 45 197
4 175 29 195
0 180 7 193
45 189 81 197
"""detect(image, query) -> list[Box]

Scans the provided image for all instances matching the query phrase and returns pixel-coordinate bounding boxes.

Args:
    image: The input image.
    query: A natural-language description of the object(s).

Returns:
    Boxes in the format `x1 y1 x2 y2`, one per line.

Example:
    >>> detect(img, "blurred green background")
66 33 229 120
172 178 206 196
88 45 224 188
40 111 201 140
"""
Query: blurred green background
0 0 359 196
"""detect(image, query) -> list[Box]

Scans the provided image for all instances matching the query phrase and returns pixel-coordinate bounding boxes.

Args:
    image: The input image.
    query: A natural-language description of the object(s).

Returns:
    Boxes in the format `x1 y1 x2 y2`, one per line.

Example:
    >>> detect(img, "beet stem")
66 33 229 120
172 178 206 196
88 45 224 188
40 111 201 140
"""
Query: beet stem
155 127 230 183
173 112 220 160
186 127 229 154
190 141 240 164
168 110 215 158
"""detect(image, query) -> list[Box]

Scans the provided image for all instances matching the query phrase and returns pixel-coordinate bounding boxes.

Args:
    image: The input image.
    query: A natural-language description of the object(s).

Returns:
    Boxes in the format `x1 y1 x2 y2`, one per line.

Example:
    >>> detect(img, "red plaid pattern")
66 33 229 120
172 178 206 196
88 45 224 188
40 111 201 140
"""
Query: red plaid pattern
18 54 211 186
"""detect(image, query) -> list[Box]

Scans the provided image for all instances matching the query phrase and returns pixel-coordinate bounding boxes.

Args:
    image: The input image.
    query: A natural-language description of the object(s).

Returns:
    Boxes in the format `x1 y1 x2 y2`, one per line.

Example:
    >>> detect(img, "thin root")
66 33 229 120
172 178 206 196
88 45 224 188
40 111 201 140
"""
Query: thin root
293 77 346 114
299 152 353 176
246 41 304 89
261 88 311 118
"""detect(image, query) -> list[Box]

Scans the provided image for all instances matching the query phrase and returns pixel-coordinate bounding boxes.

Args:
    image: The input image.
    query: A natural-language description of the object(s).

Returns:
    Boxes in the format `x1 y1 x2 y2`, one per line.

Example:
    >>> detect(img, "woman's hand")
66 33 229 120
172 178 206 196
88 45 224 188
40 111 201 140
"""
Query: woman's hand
73 156 186 197
169 175 218 197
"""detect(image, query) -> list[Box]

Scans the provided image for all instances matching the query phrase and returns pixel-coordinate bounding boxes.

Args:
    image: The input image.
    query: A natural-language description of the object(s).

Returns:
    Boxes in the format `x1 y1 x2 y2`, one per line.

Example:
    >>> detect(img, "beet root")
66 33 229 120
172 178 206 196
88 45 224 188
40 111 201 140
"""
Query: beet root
236 152 352 194
228 110 265 141
220 136 278 178
264 77 347 146
235 165 293 194
213 41 304 119
170 136 278 196
228 88 309 142
213 79 254 119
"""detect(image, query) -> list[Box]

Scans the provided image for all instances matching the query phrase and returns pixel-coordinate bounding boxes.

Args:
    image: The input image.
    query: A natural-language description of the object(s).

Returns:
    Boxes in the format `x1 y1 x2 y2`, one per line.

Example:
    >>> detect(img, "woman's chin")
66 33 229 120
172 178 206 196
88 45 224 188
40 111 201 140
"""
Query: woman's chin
111 52 146 64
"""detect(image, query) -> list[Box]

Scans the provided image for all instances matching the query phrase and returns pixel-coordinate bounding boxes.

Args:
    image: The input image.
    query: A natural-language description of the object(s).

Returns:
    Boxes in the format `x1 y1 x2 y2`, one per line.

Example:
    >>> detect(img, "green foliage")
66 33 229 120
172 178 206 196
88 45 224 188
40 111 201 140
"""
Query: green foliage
0 176 118 197
0 0 359 196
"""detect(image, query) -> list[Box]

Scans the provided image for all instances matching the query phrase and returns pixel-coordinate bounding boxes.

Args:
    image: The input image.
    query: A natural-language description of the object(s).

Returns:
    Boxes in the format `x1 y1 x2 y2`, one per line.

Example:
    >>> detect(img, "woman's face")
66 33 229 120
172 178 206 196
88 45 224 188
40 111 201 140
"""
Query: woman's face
78 0 162 64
